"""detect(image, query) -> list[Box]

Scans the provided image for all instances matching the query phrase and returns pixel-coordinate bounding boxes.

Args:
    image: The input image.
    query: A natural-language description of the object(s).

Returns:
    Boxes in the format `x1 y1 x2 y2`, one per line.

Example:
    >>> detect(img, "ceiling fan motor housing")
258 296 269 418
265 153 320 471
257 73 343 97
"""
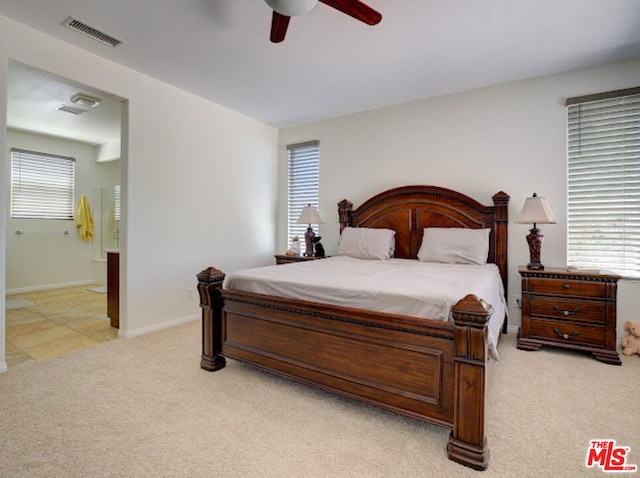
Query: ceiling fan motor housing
265 0 318 17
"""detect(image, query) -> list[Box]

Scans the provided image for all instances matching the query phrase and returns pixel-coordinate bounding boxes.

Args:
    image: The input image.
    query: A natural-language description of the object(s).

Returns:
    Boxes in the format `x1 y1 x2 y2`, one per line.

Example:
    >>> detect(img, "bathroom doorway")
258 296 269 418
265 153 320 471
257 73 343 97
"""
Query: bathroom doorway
4 61 124 366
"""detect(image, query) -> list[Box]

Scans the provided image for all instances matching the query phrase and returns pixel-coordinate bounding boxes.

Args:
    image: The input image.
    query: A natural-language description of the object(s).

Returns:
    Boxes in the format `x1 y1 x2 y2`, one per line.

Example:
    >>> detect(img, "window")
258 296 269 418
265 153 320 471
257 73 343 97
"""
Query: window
114 184 121 222
287 141 320 244
566 88 640 278
10 149 76 220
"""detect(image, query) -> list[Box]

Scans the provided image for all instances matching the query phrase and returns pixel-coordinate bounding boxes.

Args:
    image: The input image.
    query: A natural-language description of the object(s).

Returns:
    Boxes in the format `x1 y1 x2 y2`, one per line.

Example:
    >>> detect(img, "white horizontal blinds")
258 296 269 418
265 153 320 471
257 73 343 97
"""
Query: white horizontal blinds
287 141 320 244
10 149 76 220
567 88 640 278
114 185 121 221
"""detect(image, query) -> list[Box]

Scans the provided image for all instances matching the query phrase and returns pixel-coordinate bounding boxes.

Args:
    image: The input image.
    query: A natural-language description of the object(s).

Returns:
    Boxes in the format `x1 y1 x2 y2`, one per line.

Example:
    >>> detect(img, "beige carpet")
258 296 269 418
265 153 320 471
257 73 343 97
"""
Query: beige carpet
1 320 638 477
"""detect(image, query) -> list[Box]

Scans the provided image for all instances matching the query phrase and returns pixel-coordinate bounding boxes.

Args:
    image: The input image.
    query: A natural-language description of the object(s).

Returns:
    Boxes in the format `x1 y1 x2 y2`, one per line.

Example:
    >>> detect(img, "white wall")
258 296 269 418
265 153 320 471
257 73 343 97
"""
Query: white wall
0 13 277 372
0 49 6 371
5 129 118 291
278 57 640 334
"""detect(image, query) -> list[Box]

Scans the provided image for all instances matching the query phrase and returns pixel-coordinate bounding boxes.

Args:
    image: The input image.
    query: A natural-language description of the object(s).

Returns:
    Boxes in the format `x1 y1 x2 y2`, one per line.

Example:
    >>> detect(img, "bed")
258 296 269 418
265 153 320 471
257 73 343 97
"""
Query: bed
197 185 509 470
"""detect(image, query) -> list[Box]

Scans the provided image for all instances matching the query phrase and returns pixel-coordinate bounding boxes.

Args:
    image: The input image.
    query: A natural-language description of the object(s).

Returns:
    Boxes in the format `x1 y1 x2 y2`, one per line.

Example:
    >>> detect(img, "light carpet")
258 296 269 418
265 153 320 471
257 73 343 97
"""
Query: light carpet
0 320 638 477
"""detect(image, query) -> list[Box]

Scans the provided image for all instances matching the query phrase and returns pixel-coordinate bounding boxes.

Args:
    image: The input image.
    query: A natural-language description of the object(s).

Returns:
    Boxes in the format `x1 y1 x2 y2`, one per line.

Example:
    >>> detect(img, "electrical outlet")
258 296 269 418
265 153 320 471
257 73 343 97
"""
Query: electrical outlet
513 295 521 309
187 288 194 301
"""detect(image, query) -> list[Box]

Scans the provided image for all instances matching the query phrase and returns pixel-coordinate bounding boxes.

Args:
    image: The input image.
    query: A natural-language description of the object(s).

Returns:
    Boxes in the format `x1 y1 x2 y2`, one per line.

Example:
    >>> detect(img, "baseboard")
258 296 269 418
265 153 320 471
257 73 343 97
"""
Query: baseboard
506 324 519 334
118 313 199 339
6 280 97 295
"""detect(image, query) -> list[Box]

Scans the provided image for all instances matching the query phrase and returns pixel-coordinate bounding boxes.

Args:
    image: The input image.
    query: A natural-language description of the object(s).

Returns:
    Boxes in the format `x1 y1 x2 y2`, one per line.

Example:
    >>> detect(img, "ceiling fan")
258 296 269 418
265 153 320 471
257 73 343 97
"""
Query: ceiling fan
265 0 382 43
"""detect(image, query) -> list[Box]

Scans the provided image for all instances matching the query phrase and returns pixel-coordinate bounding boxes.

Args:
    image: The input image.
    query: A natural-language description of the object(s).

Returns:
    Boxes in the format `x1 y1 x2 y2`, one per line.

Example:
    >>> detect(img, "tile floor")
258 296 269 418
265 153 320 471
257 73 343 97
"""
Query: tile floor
5 284 118 368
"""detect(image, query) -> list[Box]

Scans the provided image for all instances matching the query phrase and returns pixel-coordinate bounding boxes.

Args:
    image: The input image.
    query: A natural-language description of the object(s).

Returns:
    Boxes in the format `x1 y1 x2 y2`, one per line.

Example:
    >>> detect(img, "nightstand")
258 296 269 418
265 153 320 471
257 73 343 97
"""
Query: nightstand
518 266 621 365
274 254 326 265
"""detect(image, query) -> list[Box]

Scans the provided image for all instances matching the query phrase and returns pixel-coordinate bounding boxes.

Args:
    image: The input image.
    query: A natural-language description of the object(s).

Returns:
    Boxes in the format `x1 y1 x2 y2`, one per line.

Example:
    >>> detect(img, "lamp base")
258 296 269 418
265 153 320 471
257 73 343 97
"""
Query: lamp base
304 226 315 256
525 226 544 271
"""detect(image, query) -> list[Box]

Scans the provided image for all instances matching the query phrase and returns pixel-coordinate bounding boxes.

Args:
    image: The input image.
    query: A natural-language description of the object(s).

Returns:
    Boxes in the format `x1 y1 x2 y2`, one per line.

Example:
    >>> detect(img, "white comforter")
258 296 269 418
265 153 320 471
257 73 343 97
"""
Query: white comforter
224 256 506 360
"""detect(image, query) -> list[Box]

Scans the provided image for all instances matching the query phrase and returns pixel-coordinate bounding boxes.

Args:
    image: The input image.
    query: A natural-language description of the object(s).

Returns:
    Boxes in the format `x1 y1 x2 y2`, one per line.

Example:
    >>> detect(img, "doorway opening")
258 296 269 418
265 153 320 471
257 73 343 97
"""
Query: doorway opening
4 61 125 367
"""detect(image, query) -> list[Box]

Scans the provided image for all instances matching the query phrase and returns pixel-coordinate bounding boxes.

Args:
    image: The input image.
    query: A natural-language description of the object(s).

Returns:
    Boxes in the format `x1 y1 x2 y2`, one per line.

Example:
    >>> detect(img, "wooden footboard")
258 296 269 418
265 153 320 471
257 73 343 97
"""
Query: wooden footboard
197 267 492 471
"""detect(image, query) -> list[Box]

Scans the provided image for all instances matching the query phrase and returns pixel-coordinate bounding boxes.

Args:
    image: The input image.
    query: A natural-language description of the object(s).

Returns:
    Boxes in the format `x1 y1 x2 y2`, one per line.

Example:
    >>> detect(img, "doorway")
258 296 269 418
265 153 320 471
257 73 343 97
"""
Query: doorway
4 61 124 367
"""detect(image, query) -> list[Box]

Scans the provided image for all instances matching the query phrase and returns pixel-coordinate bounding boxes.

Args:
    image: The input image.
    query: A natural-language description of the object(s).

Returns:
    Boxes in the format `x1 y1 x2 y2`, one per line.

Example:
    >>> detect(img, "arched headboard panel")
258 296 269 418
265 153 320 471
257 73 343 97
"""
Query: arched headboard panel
338 186 510 292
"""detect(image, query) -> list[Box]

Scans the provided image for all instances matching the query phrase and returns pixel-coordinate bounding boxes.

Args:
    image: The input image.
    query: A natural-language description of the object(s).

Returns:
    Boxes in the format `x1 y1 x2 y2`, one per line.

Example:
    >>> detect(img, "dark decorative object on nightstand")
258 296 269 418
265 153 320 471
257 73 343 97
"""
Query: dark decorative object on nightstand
312 236 325 257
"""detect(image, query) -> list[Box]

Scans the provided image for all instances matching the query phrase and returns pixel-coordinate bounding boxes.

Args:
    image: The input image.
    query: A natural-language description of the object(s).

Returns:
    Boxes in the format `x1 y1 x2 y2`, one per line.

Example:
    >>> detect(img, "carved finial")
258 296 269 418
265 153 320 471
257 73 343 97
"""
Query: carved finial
338 199 353 232
451 294 492 326
197 267 225 284
492 191 510 205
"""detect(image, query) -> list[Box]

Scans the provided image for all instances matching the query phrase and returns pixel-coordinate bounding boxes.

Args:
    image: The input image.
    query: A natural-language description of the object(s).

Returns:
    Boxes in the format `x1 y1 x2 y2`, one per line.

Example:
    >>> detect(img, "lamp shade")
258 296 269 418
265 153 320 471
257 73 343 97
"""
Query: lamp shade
265 0 318 16
515 193 558 225
296 205 323 225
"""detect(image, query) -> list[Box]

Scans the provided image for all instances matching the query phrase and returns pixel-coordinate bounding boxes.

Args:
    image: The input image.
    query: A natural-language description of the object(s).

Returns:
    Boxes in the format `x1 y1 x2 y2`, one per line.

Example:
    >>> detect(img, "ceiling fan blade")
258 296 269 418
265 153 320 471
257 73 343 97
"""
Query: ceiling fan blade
319 0 382 25
270 11 291 43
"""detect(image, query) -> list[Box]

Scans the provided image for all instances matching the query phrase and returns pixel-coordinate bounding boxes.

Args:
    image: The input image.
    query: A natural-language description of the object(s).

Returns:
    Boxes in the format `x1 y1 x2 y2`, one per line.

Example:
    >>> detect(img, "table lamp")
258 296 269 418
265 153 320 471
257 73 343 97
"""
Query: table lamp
515 193 557 270
296 205 323 256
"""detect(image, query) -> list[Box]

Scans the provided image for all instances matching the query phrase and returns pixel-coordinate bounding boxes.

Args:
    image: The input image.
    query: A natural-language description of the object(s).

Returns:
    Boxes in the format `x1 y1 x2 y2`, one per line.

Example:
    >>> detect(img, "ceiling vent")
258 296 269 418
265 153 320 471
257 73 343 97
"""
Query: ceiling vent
62 16 124 48
57 104 87 115
71 93 101 108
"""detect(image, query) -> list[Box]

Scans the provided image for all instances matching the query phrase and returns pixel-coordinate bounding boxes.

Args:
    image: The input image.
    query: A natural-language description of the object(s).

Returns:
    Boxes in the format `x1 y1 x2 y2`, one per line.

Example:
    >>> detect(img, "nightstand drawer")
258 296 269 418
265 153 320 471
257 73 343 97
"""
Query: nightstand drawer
528 278 606 298
529 296 605 323
529 318 605 348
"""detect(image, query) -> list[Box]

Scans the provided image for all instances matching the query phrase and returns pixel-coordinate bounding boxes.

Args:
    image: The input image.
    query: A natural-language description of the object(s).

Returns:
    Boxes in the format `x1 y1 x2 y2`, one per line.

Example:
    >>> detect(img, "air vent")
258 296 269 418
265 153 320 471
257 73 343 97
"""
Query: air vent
57 104 86 115
62 16 124 48
71 93 101 108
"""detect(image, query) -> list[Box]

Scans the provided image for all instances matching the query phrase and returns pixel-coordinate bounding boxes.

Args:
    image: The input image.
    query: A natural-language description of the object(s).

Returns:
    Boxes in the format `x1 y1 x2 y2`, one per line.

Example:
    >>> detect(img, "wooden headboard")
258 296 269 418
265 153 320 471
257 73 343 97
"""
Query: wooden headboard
338 185 510 291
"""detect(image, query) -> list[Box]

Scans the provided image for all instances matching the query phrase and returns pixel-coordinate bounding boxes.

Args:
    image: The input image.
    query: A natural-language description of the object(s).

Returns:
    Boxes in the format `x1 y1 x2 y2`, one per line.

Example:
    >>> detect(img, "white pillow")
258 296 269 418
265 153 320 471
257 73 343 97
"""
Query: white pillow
417 227 490 265
338 227 396 260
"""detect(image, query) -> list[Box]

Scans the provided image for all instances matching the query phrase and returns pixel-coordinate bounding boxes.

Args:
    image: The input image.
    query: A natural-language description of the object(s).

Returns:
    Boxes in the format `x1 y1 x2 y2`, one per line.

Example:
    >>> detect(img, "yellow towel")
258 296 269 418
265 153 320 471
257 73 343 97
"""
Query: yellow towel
75 195 94 243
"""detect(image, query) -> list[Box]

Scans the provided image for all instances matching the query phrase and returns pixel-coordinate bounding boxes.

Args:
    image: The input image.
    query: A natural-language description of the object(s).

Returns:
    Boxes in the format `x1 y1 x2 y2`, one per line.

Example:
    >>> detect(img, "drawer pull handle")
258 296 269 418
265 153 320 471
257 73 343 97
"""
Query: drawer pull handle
563 284 570 290
553 306 580 316
553 328 580 340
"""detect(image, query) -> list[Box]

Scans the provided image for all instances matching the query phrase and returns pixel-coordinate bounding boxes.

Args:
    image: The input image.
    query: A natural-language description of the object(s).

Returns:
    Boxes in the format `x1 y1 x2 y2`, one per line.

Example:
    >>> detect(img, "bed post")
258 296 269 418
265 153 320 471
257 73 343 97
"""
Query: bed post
447 294 492 471
197 267 226 372
338 199 353 233
492 191 509 296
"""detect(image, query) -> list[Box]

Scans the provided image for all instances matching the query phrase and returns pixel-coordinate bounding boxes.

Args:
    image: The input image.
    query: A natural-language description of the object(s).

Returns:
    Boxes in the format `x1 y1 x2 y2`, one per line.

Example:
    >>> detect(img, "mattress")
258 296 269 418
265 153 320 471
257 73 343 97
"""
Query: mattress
224 256 507 360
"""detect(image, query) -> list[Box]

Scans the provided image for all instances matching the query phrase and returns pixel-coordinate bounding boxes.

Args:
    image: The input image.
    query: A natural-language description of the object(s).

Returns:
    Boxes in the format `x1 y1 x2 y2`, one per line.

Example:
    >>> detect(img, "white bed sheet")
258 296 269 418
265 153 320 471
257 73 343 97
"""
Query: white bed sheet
224 256 507 360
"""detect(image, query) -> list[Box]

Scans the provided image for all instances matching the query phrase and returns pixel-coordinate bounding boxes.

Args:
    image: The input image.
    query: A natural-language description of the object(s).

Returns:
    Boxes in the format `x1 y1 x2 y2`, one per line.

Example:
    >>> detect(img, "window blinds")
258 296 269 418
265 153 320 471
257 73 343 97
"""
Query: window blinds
567 89 640 278
114 184 121 222
10 149 76 220
287 141 320 245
